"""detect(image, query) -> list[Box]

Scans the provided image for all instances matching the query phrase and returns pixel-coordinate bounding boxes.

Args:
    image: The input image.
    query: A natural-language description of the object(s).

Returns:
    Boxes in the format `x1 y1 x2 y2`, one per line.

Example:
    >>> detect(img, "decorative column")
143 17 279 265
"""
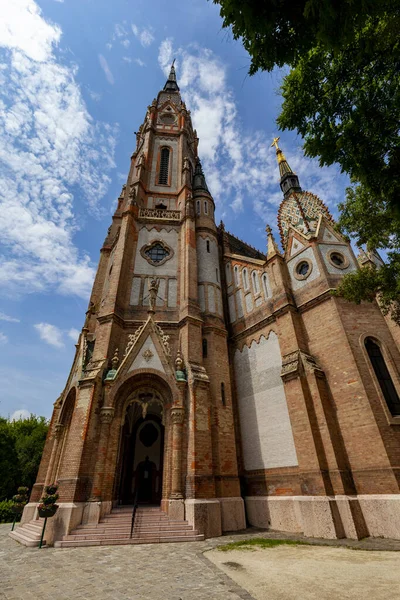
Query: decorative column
44 422 65 486
90 406 115 501
170 406 185 499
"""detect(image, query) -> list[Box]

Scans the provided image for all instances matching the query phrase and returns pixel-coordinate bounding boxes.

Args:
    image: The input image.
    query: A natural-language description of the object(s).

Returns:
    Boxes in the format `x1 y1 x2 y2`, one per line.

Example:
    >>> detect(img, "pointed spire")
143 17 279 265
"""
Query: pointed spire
266 224 281 259
163 60 180 92
193 158 210 194
271 136 302 197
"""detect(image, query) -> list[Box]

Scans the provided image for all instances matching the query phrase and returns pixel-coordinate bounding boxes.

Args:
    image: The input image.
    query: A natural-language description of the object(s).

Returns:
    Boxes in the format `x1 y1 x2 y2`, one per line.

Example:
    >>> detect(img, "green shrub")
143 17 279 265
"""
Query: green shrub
0 500 20 524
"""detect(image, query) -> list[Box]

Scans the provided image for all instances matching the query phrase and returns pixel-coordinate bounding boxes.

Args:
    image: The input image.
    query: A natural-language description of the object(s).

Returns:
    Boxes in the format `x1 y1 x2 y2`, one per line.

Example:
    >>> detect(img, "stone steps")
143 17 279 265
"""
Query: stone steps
9 519 46 548
55 506 204 548
55 534 204 548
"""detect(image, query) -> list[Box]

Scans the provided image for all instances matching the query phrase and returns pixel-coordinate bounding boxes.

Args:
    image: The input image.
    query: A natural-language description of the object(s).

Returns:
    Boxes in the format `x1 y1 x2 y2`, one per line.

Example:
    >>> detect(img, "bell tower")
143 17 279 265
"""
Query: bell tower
23 64 245 545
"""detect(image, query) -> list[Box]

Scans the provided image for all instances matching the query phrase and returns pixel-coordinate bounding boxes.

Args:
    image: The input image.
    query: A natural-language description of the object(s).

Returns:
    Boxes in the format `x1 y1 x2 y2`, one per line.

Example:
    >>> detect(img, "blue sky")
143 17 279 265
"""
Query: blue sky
0 0 349 419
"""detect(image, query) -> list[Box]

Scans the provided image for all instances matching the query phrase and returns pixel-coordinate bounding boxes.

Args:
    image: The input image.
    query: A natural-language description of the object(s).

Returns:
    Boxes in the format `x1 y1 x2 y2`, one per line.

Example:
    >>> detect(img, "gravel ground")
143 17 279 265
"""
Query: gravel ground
205 544 400 600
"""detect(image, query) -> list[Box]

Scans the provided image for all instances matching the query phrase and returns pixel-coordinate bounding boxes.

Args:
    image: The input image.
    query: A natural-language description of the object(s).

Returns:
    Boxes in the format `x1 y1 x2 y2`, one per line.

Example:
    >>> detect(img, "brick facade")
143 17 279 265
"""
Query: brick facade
25 66 400 543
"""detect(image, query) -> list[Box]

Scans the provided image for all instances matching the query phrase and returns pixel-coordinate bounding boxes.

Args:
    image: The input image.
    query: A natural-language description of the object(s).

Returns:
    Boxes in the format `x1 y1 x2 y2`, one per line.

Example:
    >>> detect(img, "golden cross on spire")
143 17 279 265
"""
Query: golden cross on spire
271 136 280 150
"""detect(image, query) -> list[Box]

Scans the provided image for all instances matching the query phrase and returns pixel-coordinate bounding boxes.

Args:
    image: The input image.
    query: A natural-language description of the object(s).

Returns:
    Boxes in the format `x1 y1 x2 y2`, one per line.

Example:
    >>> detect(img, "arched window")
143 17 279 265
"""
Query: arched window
262 274 269 298
204 201 208 214
242 268 249 291
252 271 260 294
202 338 208 358
196 200 200 215
234 265 240 286
221 382 226 406
365 338 400 416
206 240 210 253
158 147 170 185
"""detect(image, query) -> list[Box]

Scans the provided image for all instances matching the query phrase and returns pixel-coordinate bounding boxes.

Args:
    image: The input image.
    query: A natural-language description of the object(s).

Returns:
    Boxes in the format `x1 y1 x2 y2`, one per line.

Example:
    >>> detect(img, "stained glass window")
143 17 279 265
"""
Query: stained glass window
145 243 169 264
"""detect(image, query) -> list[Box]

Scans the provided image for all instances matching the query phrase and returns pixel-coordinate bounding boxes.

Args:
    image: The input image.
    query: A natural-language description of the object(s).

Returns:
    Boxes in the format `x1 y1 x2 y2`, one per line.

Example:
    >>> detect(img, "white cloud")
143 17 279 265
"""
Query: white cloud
121 39 130 49
34 322 64 347
98 54 114 84
122 56 132 63
0 312 20 322
68 327 80 342
0 0 61 62
131 24 154 48
158 40 345 231
89 90 101 101
11 409 31 420
134 58 145 67
0 2 117 299
0 332 8 344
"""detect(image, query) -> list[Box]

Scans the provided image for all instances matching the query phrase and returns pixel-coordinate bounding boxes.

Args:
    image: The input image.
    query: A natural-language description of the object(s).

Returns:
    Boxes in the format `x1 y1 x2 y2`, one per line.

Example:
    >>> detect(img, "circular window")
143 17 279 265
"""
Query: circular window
141 240 174 266
294 258 313 280
327 250 349 270
145 243 169 263
297 261 309 276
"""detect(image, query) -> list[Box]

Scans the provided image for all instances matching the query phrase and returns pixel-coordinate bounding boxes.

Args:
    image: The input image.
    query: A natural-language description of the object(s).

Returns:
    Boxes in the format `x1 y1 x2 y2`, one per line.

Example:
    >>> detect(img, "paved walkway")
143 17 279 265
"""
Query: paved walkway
2 523 400 600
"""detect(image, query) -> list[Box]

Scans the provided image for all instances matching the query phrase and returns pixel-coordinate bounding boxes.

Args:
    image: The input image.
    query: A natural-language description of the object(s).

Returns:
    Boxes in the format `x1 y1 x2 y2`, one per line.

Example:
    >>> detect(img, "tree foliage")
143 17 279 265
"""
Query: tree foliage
0 415 48 501
213 0 390 73
213 0 400 320
334 184 400 323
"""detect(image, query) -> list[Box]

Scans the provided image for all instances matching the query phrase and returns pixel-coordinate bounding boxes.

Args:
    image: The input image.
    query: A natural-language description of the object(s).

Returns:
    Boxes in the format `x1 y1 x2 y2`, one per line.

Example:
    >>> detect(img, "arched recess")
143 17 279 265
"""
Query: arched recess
364 336 400 417
46 387 76 485
105 372 176 505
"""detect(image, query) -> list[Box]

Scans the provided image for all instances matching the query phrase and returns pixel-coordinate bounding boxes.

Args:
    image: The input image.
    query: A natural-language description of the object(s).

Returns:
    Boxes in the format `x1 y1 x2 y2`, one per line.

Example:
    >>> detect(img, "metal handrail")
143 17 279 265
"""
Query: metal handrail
130 491 139 539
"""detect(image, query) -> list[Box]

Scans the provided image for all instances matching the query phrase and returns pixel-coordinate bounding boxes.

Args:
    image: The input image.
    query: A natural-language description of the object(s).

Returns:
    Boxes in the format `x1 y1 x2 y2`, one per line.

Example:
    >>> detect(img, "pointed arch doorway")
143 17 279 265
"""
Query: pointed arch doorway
117 390 165 506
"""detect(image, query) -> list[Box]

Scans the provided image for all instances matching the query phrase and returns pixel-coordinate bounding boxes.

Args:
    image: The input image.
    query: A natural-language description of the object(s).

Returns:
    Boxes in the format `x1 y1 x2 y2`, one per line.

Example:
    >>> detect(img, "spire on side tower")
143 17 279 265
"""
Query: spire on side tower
193 158 210 194
163 60 180 92
271 136 301 197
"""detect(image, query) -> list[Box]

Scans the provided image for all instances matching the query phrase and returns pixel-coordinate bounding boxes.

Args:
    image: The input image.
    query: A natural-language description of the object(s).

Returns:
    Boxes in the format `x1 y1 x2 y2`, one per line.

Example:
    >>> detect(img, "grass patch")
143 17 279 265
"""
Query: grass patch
217 538 311 551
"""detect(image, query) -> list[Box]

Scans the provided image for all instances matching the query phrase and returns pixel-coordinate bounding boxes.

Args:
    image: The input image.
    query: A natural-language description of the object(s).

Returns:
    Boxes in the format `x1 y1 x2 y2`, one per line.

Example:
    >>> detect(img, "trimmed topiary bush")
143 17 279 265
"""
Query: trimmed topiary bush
0 500 18 523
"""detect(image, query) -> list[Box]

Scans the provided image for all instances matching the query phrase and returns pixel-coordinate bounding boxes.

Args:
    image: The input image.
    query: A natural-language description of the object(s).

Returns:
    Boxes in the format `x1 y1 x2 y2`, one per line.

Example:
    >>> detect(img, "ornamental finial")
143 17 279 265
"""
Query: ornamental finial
266 224 281 260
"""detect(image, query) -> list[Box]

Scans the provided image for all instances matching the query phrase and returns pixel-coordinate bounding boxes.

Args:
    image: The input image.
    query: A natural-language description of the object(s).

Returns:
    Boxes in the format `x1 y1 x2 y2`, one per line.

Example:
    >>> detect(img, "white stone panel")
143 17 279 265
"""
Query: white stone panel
320 244 357 275
216 288 223 316
287 246 320 290
255 296 263 308
197 236 219 284
198 285 206 312
245 293 253 314
208 286 216 313
128 336 165 373
134 227 178 277
322 228 341 243
262 273 272 299
168 278 177 307
228 294 236 323
290 238 306 256
234 333 298 470
225 262 232 285
130 277 141 305
236 290 244 318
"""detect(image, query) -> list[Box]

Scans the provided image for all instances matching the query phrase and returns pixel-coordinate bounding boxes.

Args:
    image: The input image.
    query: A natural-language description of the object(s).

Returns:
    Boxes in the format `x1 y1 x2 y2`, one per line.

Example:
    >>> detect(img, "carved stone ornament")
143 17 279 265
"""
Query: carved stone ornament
54 422 65 439
100 406 115 425
281 350 324 381
188 363 210 384
124 323 146 356
170 407 185 425
155 323 171 356
142 348 154 362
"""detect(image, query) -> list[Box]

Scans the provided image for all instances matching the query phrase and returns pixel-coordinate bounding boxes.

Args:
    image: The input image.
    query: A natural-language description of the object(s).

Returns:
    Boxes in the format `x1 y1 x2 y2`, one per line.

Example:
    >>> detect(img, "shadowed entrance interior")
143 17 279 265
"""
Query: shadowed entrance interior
117 400 164 505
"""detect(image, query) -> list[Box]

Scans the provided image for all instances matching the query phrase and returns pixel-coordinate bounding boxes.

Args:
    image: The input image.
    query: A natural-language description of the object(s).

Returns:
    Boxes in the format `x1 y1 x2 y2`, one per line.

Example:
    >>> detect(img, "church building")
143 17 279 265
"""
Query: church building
12 64 400 547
